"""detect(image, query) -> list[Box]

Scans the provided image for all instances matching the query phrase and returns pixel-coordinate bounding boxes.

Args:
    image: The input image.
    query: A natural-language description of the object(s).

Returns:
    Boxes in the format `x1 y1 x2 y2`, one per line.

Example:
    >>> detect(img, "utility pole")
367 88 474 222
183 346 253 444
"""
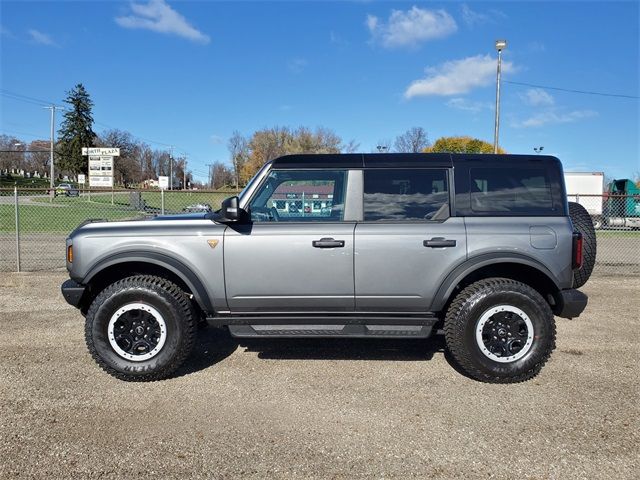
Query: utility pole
169 146 174 190
183 157 187 190
493 39 507 154
44 105 63 193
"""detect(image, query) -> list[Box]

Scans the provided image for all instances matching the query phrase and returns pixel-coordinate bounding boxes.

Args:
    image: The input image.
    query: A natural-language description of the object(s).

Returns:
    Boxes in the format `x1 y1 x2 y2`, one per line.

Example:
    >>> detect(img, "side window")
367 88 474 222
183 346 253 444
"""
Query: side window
363 169 449 222
248 169 347 222
470 167 556 214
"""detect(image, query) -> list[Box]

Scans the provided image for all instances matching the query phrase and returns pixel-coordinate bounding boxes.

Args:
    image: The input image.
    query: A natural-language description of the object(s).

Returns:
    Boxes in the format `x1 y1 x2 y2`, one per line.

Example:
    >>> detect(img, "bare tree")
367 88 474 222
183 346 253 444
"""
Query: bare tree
211 162 234 189
394 127 429 153
0 134 23 171
227 131 249 190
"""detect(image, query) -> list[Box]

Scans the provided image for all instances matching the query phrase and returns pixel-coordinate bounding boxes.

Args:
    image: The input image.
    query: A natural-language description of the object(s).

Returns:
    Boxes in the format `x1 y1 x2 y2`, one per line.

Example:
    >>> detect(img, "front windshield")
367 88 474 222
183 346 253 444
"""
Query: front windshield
238 162 272 201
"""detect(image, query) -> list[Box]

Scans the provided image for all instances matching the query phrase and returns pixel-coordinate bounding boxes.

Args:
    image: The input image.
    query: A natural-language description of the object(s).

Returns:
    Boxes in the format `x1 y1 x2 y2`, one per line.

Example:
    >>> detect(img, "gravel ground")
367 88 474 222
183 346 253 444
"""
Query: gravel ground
0 273 638 479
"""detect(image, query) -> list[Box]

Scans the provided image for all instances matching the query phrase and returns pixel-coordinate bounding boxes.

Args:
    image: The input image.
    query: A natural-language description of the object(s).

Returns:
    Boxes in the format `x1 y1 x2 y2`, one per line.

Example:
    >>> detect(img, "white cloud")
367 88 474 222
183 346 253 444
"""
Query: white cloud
367 6 457 48
210 134 224 145
521 88 555 106
446 97 492 113
461 4 506 26
461 4 489 26
27 29 57 46
115 0 210 44
405 54 514 98
287 58 308 74
517 110 598 128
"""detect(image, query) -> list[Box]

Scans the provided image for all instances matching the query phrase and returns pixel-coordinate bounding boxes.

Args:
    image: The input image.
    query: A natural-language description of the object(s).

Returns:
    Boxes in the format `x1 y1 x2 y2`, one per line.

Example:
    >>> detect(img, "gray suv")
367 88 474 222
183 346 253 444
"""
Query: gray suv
61 153 592 383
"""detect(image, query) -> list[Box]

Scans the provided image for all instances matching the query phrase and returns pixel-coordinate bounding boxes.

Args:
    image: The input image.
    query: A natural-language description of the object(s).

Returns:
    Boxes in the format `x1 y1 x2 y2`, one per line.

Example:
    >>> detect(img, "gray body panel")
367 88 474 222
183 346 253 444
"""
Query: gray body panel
67 218 229 311
464 217 574 289
223 223 355 311
354 219 467 311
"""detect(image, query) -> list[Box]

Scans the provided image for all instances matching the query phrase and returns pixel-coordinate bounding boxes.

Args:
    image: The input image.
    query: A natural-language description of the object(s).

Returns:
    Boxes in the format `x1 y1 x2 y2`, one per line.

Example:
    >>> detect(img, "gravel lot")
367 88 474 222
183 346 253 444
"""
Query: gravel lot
1 273 638 479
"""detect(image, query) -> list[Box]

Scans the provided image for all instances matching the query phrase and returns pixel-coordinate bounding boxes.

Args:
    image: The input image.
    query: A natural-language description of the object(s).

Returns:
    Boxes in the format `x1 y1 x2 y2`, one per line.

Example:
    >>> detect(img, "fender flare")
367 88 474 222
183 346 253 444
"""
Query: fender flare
429 253 561 312
83 251 214 313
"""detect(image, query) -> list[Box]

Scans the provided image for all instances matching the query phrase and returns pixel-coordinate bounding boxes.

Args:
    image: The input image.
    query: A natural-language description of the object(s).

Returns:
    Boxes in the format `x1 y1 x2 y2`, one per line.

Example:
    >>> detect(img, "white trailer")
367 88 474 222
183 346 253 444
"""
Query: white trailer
564 172 604 228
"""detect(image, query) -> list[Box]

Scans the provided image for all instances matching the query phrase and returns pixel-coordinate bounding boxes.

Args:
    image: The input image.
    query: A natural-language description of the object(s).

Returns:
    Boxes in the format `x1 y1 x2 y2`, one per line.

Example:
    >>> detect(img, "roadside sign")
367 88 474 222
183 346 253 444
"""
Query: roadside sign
82 147 120 156
158 176 169 190
88 155 114 187
78 174 86 184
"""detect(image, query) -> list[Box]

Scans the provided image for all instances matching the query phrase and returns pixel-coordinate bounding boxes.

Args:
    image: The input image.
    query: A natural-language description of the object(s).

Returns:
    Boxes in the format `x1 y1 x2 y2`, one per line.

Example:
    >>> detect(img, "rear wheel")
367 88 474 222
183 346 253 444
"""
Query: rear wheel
444 278 556 383
569 202 597 287
85 275 196 381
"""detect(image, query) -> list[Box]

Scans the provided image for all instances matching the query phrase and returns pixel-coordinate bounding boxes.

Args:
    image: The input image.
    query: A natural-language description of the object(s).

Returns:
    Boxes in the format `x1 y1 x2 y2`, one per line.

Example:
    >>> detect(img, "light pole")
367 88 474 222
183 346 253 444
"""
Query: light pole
534 146 544 155
493 39 507 154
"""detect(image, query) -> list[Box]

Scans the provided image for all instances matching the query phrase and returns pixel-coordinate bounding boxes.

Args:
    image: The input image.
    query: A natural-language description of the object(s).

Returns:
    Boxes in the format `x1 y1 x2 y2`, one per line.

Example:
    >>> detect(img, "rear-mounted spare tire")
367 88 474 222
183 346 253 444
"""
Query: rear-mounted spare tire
569 202 596 288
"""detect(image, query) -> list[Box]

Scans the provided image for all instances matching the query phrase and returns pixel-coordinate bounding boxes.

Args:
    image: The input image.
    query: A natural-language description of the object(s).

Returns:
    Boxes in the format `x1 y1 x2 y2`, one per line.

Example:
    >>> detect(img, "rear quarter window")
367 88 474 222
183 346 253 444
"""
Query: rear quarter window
453 158 566 216
470 167 555 214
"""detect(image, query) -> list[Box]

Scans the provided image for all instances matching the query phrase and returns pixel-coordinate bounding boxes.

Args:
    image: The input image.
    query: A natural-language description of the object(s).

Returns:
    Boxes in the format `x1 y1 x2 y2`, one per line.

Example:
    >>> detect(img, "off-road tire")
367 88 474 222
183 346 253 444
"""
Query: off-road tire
85 275 196 381
569 201 597 288
444 278 556 383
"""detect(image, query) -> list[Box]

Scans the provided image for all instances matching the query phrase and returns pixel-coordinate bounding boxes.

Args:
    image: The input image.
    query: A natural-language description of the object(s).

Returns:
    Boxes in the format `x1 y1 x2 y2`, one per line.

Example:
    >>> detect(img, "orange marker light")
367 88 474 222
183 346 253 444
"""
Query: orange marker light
67 245 73 263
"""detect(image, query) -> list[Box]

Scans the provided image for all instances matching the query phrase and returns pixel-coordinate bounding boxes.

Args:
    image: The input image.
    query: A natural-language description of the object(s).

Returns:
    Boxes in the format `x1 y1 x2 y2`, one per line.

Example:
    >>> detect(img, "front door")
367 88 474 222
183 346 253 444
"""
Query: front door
224 168 355 312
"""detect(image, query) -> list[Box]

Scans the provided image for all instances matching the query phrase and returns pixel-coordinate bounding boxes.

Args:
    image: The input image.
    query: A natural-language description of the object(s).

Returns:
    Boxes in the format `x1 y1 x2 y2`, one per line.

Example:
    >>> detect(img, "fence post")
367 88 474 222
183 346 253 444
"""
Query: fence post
14 187 21 272
161 189 165 214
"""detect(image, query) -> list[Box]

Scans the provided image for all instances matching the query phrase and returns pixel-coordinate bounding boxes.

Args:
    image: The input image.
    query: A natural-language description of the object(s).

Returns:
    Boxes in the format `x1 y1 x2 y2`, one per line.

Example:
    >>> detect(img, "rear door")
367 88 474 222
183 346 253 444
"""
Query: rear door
354 168 467 311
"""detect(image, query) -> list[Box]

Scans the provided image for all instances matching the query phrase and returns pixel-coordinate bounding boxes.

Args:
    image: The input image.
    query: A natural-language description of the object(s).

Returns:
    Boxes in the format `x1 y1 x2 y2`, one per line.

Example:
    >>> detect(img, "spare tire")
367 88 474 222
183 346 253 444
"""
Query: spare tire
569 202 597 288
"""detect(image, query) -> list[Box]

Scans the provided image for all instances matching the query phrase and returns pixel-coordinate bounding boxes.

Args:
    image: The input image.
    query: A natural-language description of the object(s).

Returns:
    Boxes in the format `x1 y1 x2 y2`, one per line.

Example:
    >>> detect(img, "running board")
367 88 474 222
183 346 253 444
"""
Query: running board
206 314 438 339
227 324 434 339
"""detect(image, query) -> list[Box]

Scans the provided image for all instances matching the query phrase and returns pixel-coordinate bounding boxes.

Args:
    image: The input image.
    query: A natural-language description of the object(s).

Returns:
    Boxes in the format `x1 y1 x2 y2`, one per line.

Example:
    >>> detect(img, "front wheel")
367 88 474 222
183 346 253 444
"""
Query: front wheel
85 275 196 381
444 278 556 383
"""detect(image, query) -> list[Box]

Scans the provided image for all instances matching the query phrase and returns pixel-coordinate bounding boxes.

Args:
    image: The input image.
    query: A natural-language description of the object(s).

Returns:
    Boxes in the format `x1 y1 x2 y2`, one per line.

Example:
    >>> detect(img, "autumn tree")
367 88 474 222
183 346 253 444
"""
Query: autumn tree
394 127 429 153
425 136 505 154
239 126 353 183
57 84 96 174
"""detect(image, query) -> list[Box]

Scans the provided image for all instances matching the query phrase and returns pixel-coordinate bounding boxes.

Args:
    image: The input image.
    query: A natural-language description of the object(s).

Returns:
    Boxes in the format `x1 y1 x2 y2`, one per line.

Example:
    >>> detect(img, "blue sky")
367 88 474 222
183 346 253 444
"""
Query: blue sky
1 0 638 182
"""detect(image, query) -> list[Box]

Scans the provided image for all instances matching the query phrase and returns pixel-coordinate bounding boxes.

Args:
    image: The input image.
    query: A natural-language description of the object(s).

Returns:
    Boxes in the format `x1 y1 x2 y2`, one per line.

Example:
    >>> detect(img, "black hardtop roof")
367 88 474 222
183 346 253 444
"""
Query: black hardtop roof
271 153 561 169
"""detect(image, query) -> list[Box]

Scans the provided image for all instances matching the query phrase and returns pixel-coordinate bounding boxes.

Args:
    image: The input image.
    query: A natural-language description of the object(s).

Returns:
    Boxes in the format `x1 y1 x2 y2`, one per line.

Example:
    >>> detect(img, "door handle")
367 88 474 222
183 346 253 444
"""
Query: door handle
423 237 457 248
312 237 345 248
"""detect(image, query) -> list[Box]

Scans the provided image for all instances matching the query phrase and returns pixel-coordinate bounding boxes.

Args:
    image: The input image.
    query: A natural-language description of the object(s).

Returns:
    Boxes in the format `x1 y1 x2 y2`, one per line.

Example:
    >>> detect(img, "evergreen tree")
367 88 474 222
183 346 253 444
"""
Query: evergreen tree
57 84 96 173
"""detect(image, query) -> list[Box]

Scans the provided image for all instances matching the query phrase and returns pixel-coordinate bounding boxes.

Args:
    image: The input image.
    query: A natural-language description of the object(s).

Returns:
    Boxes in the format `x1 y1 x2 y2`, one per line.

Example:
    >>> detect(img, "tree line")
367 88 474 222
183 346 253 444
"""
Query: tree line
2 83 510 189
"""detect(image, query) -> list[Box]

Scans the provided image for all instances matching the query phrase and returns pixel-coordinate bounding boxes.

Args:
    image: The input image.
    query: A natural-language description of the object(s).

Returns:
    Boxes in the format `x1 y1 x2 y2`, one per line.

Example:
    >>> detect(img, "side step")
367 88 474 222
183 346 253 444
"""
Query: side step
227 324 434 339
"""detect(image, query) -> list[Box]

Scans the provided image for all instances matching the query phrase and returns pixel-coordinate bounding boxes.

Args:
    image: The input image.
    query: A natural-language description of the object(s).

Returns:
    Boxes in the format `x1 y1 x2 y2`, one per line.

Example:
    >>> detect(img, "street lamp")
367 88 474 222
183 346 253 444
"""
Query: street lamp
534 146 544 155
376 145 389 153
493 39 507 154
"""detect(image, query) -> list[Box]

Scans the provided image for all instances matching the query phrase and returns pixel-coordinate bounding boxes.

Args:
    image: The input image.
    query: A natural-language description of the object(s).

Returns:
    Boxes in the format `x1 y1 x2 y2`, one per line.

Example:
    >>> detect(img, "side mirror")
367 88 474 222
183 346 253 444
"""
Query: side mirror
218 196 246 223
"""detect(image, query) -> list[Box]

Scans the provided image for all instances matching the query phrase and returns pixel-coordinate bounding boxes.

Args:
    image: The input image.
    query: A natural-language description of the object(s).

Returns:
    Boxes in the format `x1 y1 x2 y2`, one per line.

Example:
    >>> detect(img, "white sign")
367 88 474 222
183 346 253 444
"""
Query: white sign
158 176 169 190
88 155 114 187
78 174 86 184
89 176 113 187
82 147 120 156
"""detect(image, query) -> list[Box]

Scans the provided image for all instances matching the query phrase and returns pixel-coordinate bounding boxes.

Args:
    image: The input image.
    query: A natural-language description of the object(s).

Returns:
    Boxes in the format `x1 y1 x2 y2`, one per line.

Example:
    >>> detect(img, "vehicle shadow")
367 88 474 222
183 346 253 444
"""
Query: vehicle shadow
172 325 239 378
240 335 447 362
172 326 470 378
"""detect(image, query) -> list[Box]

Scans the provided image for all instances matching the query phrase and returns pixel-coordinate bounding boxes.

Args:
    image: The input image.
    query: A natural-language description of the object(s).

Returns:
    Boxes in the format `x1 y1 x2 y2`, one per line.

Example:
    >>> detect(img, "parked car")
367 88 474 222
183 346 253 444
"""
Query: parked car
53 183 79 197
183 203 212 213
62 153 594 383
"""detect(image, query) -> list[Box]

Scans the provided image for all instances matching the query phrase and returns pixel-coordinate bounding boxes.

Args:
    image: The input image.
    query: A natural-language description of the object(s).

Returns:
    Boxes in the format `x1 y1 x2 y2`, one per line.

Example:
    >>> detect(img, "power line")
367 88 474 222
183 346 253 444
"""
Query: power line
0 89 53 107
503 81 639 99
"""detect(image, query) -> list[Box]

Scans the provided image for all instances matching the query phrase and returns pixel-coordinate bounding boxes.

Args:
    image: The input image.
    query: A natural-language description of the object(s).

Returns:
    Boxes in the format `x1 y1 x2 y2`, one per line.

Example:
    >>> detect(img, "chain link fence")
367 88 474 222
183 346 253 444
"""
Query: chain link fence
0 188 234 272
1 189 639 275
